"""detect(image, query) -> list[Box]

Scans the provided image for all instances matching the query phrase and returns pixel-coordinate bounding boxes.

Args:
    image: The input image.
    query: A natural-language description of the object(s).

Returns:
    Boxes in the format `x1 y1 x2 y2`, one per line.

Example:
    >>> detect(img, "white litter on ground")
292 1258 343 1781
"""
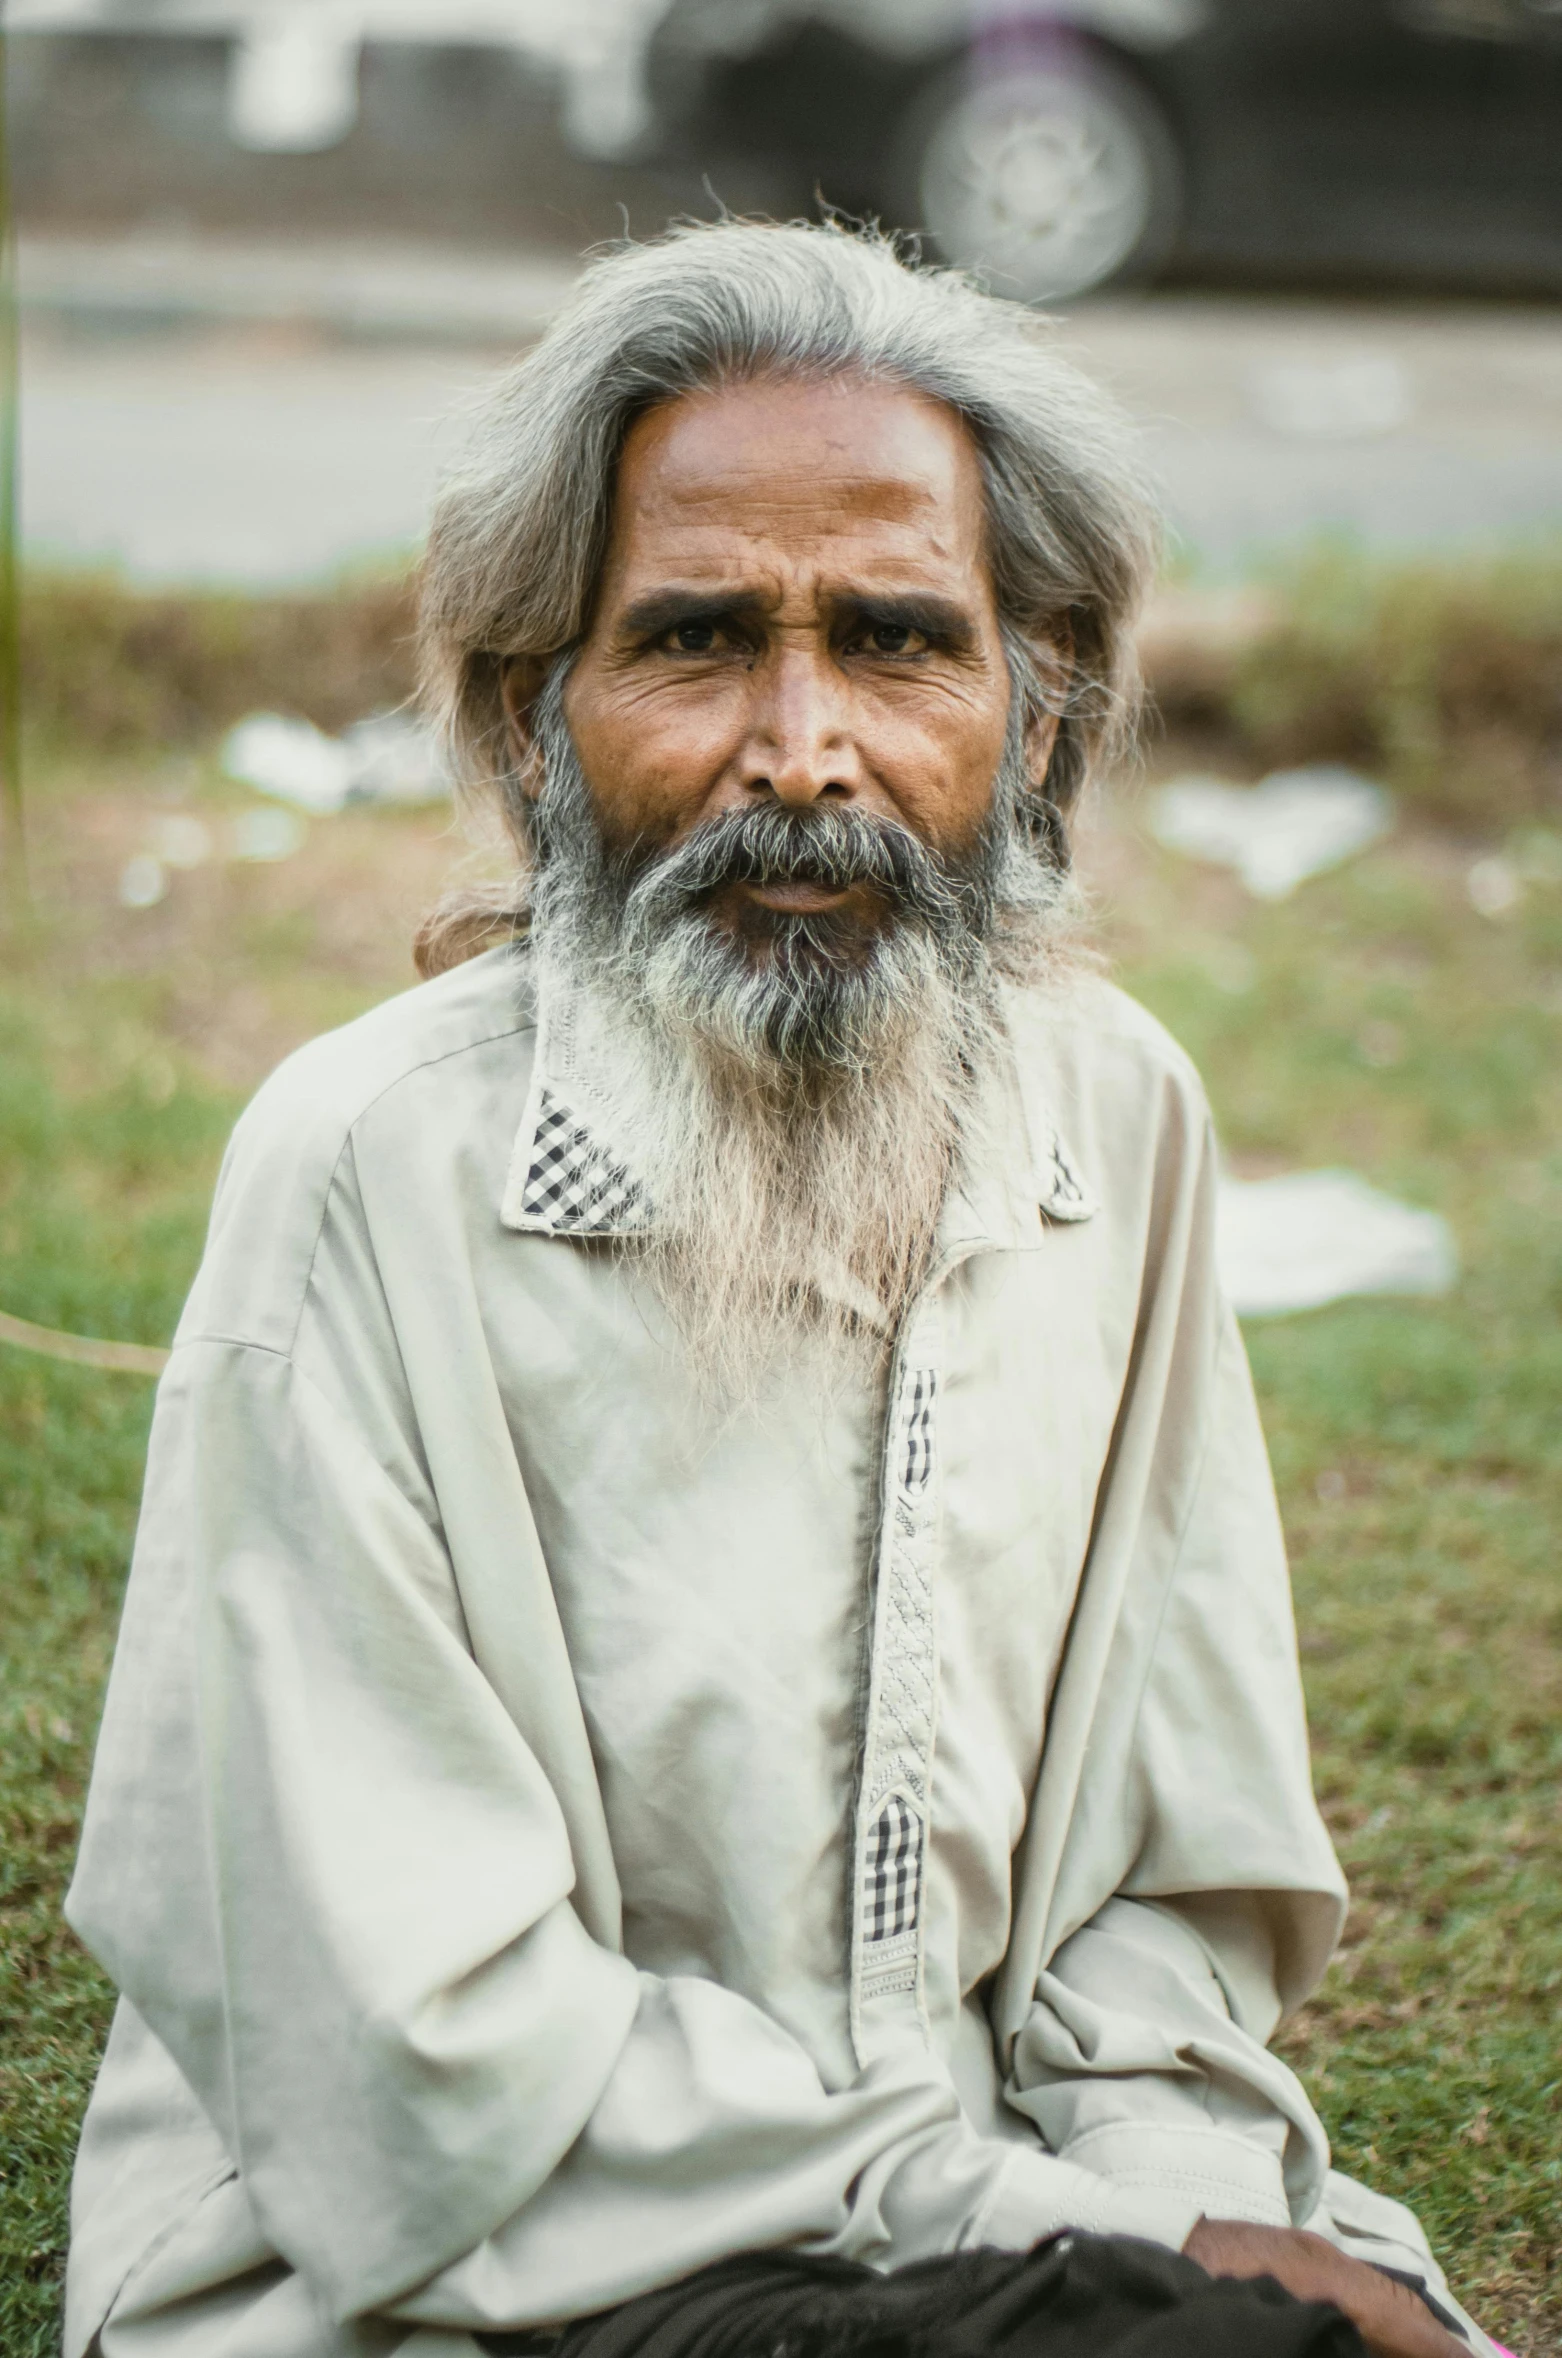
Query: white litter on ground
221 713 356 813
220 710 450 814
341 712 451 806
1151 766 1394 900
149 813 215 871
230 806 308 863
117 852 168 909
1467 855 1523 919
1217 1170 1457 1318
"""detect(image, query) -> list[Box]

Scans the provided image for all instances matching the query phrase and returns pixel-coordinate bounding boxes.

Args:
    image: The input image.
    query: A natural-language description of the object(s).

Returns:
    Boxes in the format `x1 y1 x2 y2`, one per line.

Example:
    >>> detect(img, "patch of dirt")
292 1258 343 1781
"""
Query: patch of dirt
23 772 495 1092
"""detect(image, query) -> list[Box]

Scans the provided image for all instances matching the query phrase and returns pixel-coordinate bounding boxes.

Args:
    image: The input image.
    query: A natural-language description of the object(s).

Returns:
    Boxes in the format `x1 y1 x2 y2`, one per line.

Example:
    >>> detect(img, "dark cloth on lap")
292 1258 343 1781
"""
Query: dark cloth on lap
477 2233 1366 2358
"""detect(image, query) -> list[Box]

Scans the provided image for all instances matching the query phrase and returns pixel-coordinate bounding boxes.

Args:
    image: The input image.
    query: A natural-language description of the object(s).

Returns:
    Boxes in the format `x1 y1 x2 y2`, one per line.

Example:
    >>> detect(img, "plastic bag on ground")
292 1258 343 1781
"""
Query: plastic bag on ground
341 712 451 805
1151 766 1394 900
1217 1170 1457 1318
221 713 357 814
220 711 449 813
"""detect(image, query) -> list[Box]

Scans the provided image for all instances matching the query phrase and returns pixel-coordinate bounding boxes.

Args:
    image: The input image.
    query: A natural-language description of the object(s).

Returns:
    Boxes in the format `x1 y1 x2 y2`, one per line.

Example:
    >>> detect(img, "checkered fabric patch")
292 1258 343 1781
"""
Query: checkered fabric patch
1041 1130 1090 1217
901 1369 937 1496
519 1087 645 1232
863 1792 921 1943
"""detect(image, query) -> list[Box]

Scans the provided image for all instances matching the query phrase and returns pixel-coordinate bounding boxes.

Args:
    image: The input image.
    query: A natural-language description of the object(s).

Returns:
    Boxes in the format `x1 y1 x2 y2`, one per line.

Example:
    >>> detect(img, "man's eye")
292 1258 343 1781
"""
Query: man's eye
671 620 719 653
863 623 923 656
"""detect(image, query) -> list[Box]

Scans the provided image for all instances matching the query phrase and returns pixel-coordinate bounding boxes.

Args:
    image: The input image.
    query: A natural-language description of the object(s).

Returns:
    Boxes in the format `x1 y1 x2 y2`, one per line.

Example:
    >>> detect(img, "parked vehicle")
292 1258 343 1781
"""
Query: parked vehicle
707 0 1562 299
12 0 1562 299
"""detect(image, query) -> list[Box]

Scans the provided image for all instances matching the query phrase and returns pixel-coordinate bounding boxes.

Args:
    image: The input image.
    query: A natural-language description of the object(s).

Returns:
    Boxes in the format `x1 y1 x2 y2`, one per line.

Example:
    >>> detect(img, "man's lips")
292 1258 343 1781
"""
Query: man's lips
738 879 853 914
703 876 892 938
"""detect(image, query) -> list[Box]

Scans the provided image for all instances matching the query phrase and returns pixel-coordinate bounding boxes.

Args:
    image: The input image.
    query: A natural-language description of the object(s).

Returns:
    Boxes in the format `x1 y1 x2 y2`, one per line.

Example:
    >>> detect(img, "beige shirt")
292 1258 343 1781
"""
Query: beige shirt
64 948 1476 2357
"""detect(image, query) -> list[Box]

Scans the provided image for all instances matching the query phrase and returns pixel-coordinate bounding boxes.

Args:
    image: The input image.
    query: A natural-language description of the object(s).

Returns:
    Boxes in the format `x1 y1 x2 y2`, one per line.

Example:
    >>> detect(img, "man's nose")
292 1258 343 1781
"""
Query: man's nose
736 646 862 806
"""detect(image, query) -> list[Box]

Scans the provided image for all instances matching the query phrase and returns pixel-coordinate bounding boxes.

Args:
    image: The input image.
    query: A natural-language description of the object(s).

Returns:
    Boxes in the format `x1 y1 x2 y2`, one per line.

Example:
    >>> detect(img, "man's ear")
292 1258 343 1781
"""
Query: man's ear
1021 620 1075 793
499 655 555 801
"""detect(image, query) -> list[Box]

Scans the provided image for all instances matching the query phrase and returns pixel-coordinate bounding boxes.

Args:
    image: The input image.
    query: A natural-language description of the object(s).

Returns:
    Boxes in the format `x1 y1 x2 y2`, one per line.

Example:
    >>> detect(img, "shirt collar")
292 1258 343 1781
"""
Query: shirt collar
500 979 652 1239
936 985 1097 1256
499 975 1096 1249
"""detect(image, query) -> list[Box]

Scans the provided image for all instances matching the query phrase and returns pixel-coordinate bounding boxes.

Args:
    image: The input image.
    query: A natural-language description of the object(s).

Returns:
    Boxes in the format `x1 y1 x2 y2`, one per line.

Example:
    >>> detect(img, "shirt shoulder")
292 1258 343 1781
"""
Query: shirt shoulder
1010 973 1210 1127
240 945 536 1145
179 949 537 1356
1003 974 1216 1255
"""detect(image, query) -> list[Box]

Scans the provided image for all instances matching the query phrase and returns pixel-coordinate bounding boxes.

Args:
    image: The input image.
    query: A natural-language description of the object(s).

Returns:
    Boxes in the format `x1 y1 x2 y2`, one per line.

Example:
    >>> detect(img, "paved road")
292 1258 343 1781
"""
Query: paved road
24 324 485 584
21 235 1562 585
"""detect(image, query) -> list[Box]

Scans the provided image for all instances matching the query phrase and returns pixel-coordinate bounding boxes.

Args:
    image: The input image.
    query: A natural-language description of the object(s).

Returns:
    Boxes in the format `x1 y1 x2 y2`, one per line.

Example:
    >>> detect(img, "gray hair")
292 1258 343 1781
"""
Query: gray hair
415 217 1157 974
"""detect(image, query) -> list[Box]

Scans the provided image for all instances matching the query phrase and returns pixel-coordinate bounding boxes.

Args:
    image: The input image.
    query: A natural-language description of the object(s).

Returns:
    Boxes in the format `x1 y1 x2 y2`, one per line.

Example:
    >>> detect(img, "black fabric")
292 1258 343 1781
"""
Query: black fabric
1372 2264 1464 2338
476 2233 1367 2358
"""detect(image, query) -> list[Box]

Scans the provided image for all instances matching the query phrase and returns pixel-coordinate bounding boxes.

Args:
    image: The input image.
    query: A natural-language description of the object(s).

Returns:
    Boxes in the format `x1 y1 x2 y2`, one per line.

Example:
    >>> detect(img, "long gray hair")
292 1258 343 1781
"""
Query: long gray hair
415 216 1157 976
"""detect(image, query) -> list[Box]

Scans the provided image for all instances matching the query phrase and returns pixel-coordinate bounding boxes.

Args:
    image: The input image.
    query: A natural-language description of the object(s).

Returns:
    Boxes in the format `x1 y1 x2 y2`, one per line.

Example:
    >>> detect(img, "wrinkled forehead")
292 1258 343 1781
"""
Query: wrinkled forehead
600 373 994 598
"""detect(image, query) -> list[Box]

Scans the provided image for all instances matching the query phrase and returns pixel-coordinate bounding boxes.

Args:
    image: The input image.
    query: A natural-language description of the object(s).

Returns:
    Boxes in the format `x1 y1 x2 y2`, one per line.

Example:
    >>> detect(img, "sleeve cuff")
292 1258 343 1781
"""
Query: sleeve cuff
969 2144 1206 2256
1055 2123 1292 2230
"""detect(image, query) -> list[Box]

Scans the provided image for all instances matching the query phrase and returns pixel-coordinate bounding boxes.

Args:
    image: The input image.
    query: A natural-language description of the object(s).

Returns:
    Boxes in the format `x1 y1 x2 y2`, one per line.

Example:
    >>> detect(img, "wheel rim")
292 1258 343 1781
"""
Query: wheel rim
921 70 1157 301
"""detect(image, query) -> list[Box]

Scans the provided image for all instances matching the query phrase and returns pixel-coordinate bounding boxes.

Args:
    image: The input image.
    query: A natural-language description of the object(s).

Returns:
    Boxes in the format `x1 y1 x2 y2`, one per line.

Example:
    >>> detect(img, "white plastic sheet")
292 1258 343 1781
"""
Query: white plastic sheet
117 853 167 910
1217 1170 1457 1318
231 807 308 863
342 713 454 807
220 711 450 814
149 814 215 871
221 714 356 814
1151 766 1394 900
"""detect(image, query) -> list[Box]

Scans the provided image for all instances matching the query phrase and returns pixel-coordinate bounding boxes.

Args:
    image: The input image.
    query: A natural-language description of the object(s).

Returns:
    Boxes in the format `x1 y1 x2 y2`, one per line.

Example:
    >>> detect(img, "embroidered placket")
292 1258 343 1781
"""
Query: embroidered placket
851 1333 943 2055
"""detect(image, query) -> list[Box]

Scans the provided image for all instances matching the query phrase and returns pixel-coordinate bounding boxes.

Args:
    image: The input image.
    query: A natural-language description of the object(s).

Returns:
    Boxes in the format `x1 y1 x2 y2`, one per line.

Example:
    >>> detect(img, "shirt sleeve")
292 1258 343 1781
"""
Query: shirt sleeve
1002 1285 1345 2234
68 1335 1203 2338
1006 1891 1323 2228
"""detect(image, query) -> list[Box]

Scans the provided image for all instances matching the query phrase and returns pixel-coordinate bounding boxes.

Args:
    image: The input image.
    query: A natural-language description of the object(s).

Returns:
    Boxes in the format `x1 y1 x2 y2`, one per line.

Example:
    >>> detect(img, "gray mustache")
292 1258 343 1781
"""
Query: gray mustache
620 805 990 941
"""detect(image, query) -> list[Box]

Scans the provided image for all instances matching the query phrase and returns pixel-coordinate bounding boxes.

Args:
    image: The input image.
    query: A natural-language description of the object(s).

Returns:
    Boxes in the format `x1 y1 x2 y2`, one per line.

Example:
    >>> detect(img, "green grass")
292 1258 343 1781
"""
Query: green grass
1 753 1559 2352
1 1360 160 2336
1107 815 1562 2349
0 946 236 2346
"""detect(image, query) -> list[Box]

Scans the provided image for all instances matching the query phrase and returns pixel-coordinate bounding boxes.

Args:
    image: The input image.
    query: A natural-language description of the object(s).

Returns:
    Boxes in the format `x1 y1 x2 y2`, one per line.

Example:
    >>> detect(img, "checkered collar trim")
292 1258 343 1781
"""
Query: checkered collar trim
995 984 1098 1232
501 1089 1094 1244
499 987 1096 1242
501 992 653 1239
509 1084 650 1236
1036 1125 1095 1223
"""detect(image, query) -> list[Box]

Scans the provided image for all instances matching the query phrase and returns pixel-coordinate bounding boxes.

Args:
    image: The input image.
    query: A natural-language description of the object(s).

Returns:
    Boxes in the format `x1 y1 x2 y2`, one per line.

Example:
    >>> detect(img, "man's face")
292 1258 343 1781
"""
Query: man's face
503 375 1072 1371
512 374 1025 959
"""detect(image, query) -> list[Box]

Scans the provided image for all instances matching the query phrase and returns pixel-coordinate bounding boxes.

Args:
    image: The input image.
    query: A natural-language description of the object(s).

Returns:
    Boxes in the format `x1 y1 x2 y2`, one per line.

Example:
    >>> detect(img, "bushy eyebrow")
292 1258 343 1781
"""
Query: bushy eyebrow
617 586 752 640
832 591 977 648
614 582 980 647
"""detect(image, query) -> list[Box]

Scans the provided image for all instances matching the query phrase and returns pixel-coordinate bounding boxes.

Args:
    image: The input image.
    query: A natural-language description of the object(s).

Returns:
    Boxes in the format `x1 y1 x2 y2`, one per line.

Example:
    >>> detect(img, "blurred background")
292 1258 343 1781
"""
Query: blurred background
12 0 1562 577
2 7 1560 2355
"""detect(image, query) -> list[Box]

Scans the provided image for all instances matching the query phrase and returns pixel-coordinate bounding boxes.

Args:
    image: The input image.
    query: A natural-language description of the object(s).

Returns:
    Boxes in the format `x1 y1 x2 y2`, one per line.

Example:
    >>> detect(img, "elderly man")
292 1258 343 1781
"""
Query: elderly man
65 224 1492 2358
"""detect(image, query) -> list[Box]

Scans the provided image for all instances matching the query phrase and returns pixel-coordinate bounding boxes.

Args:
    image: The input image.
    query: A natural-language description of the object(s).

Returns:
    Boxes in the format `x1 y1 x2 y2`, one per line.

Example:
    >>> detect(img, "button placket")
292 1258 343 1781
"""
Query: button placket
850 1308 945 2060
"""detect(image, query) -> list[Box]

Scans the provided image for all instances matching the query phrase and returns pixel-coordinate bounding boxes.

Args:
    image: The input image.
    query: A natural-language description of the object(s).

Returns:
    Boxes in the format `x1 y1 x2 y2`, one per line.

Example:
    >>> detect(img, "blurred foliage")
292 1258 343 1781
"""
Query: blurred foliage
1223 544 1562 827
20 550 1562 841
22 568 419 750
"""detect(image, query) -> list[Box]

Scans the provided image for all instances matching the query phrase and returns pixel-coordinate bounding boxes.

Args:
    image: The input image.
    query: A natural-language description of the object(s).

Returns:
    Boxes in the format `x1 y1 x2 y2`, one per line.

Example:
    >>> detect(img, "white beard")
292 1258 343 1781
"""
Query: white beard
538 947 1002 1398
524 675 1080 1396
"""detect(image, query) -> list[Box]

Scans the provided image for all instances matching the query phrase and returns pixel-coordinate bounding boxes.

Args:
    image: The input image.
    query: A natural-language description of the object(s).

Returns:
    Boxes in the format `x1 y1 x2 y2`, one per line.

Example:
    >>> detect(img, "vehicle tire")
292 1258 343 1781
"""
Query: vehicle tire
906 47 1182 302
